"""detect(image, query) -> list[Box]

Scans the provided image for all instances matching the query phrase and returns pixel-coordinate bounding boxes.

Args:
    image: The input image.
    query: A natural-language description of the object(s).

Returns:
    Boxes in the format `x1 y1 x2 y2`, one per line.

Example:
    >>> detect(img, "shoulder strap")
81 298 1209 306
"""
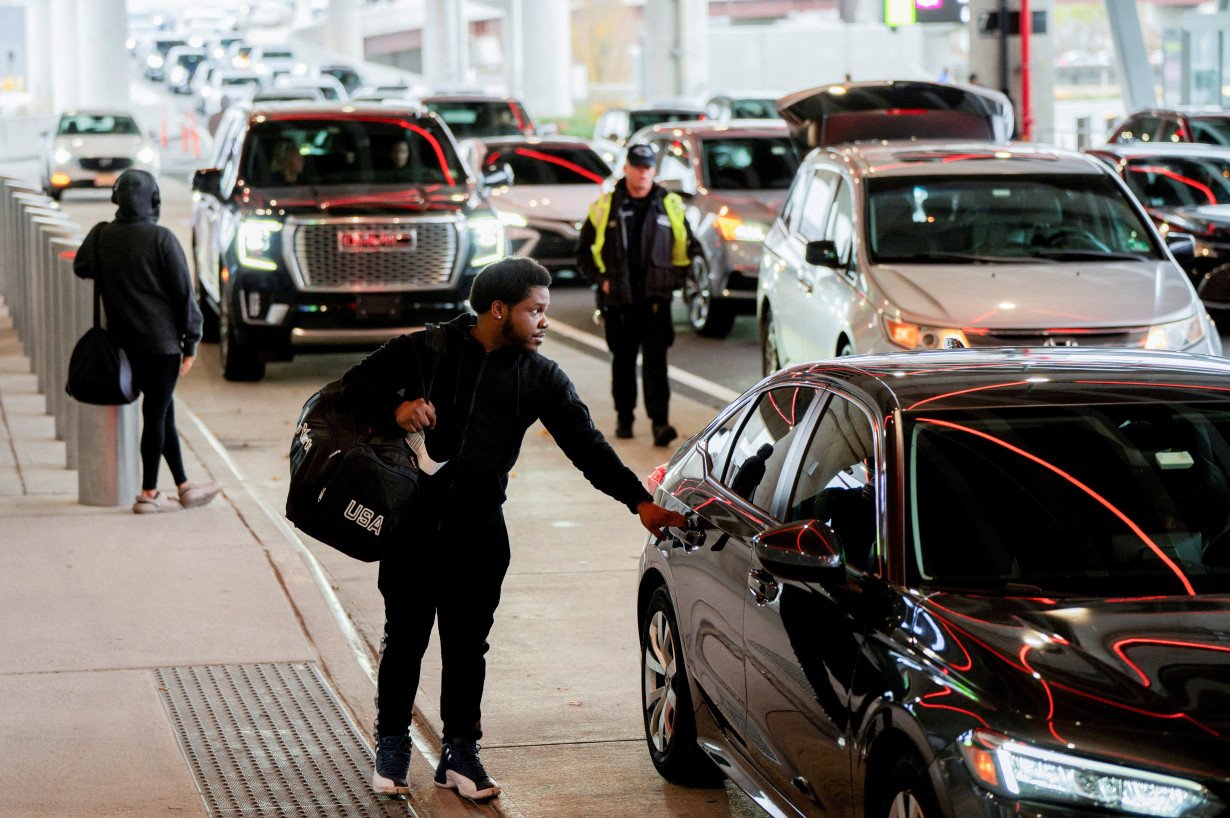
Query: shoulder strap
91 224 105 328
421 323 447 400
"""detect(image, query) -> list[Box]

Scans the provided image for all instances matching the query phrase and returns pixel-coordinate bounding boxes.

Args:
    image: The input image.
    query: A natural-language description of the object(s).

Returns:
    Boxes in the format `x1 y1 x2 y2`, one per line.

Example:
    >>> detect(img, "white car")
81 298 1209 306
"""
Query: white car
249 46 305 83
200 69 263 116
44 110 159 200
274 74 347 102
165 46 209 94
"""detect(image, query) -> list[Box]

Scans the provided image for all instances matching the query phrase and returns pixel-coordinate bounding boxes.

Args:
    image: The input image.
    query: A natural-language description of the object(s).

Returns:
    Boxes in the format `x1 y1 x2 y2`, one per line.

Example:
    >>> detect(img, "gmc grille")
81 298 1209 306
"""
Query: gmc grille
288 219 459 292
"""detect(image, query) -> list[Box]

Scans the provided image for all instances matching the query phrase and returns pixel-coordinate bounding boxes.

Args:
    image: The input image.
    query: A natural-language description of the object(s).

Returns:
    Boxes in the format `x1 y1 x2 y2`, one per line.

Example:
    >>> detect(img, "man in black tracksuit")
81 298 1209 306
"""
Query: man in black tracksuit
340 258 686 801
577 143 700 447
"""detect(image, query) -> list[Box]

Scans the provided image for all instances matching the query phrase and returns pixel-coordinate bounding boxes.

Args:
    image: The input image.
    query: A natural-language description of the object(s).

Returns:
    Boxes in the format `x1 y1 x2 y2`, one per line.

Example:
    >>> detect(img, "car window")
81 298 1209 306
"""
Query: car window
906 403 1230 596
865 172 1162 262
1123 156 1230 207
797 168 840 241
826 180 856 263
1189 117 1230 145
786 393 877 571
629 110 700 134
722 386 818 511
701 137 798 190
482 144 607 185
656 138 692 184
426 101 528 139
242 117 466 187
1114 116 1152 144
1157 118 1182 143
706 405 747 482
58 114 140 135
729 98 777 119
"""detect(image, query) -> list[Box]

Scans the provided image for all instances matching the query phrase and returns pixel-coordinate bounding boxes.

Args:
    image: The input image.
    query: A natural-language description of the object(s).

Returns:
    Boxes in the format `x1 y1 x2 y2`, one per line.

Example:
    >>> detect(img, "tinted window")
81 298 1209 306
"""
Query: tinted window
907 403 1230 596
1123 156 1230 207
866 173 1161 261
629 109 701 134
787 394 876 569
701 137 798 190
656 138 692 184
243 118 466 187
1189 116 1230 145
262 50 294 60
1157 118 1182 142
723 386 817 511
58 114 140 135
826 181 855 262
426 101 529 138
798 169 840 241
482 144 608 185
729 98 778 119
707 407 746 481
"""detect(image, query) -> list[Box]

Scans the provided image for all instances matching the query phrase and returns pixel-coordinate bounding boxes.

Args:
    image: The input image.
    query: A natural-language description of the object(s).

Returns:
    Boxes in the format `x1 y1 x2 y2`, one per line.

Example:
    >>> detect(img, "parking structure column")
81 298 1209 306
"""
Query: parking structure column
76 0 129 110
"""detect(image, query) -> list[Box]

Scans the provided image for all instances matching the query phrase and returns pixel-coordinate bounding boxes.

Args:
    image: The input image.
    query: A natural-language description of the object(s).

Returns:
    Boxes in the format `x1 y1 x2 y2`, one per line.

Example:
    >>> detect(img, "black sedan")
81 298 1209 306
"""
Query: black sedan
1089 143 1230 308
639 348 1230 818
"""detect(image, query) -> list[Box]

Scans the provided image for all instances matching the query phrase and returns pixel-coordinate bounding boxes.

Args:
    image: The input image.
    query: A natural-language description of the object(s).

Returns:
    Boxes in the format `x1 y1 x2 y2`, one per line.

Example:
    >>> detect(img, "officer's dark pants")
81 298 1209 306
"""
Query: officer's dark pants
603 300 674 426
375 500 510 743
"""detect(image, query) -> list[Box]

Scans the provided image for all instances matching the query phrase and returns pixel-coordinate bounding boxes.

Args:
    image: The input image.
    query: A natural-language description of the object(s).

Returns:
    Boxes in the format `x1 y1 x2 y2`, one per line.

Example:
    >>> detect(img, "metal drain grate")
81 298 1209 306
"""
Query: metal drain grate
155 662 412 818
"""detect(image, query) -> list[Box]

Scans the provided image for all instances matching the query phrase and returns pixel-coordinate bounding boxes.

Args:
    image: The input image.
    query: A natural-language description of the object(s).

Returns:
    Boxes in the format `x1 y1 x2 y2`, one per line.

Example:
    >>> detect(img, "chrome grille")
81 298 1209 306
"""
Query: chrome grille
80 157 134 171
964 329 1147 348
289 218 458 292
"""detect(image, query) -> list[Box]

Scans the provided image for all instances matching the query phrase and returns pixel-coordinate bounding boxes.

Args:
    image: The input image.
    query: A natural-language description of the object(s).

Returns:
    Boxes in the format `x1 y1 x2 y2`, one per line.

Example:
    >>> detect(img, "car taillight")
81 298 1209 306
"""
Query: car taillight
647 463 667 492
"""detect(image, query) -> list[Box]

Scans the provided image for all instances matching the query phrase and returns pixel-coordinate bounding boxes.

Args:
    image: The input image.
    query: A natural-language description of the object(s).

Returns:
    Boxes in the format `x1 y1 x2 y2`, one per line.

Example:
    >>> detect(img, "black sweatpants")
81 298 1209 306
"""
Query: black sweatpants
375 500 510 743
602 300 674 426
129 353 188 492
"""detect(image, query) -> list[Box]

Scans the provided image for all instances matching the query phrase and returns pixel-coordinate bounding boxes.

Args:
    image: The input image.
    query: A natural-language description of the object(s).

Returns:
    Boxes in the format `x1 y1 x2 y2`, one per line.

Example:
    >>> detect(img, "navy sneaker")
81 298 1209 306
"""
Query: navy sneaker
434 740 500 800
372 734 411 795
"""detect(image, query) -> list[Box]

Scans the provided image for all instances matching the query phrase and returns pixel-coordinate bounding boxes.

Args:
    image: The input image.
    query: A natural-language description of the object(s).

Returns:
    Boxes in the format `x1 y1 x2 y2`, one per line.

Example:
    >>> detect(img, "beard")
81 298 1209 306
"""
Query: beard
501 319 535 350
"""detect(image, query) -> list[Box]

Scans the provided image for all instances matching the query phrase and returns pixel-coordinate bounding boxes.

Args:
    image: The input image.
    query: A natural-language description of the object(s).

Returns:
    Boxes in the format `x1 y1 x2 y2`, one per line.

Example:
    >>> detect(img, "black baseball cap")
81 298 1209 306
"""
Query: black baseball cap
625 144 655 167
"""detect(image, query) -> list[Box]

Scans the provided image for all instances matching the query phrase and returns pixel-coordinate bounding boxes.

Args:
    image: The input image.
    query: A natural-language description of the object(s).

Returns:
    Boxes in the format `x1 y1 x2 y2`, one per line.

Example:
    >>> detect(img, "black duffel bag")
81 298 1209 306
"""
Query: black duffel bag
65 226 138 406
285 327 444 561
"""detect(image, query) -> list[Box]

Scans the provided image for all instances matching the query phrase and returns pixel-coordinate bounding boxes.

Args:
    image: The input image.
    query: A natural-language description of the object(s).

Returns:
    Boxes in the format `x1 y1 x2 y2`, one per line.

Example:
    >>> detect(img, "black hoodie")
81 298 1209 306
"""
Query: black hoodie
340 314 653 514
74 170 202 357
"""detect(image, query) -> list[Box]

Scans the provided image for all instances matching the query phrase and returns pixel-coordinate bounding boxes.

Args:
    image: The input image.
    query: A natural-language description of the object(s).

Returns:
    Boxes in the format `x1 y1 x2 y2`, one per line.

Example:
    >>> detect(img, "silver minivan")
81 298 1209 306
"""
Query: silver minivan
758 83 1221 371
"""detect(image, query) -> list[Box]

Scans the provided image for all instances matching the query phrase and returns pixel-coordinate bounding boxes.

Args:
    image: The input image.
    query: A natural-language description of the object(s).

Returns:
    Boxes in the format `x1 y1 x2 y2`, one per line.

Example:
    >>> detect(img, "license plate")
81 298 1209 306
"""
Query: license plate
355 294 401 320
94 173 117 187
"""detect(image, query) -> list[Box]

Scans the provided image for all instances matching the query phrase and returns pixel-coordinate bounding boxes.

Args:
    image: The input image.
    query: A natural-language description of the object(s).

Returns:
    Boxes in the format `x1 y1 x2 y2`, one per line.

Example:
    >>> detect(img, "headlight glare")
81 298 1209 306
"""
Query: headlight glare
1145 315 1205 351
959 730 1220 817
137 147 155 164
715 214 767 242
468 218 506 266
54 148 72 165
237 219 281 271
147 54 164 69
883 316 968 350
497 210 528 228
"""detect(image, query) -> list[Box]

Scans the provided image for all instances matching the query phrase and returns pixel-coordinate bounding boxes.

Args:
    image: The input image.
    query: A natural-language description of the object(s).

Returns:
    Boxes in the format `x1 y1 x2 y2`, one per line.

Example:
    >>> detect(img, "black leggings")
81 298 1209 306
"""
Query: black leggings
130 353 188 492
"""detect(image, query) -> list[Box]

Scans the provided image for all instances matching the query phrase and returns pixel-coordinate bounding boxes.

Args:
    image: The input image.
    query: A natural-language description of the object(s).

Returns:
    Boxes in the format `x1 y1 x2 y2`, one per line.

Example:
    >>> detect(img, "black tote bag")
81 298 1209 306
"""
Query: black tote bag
65 226 138 405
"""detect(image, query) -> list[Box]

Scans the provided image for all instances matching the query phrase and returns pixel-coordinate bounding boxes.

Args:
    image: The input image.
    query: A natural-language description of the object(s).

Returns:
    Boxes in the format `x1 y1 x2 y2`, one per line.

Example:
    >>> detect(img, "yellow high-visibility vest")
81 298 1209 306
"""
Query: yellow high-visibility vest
588 190 689 275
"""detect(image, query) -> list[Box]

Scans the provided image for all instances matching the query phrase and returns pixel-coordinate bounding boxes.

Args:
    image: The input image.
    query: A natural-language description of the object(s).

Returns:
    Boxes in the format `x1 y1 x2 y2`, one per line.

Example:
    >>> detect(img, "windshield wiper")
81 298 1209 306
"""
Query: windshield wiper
1028 249 1153 262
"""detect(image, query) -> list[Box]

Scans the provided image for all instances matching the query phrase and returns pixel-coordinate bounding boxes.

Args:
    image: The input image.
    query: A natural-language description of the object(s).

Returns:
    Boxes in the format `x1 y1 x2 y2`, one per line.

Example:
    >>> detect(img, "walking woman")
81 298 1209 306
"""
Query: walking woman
74 169 220 513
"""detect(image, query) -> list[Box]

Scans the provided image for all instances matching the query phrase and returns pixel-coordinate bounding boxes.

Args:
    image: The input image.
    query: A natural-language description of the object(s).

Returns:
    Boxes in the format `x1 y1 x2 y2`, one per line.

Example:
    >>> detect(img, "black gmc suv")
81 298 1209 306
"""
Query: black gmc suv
190 103 508 380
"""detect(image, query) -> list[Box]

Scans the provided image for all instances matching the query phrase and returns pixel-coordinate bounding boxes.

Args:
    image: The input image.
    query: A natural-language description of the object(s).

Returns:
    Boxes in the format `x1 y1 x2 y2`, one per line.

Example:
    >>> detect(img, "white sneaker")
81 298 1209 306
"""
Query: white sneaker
133 492 179 514
178 481 221 508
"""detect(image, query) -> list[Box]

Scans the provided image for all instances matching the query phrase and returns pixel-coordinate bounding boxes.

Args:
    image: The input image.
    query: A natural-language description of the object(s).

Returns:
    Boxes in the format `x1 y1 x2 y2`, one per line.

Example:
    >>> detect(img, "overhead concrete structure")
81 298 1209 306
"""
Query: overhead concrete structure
49 0 82 111
1106 0 1156 112
643 0 708 102
25 0 53 114
76 0 129 110
325 0 363 62
422 0 470 90
518 0 572 118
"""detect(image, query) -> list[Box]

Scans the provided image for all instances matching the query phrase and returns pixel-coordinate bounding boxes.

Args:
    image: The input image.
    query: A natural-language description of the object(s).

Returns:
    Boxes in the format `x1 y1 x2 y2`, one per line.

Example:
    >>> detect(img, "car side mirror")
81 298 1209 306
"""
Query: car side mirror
805 239 840 267
191 167 223 199
1166 232 1196 266
482 162 513 189
752 520 844 583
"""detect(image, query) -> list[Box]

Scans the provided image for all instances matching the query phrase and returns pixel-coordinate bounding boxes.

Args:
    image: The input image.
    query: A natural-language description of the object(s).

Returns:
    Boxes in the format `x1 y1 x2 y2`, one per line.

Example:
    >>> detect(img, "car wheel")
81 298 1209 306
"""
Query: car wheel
219 290 265 382
641 587 722 786
877 755 941 818
685 255 735 338
47 187 62 202
760 308 781 376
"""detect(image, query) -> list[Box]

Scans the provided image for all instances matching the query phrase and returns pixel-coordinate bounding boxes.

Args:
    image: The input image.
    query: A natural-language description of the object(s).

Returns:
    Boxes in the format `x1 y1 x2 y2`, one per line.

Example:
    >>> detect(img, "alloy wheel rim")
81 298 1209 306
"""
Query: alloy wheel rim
685 257 711 329
642 610 677 753
887 790 926 818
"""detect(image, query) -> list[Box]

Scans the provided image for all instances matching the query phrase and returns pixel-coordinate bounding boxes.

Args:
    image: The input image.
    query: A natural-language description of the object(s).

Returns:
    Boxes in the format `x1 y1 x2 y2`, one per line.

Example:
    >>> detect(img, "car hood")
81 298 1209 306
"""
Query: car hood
872 260 1195 329
919 593 1230 762
56 134 145 157
239 183 478 216
702 190 787 223
1166 203 1230 229
487 184 600 222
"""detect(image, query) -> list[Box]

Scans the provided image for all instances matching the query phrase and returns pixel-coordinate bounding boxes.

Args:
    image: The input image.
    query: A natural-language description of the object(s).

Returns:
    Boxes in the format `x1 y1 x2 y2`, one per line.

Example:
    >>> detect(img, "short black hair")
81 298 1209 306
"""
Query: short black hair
469 257 552 314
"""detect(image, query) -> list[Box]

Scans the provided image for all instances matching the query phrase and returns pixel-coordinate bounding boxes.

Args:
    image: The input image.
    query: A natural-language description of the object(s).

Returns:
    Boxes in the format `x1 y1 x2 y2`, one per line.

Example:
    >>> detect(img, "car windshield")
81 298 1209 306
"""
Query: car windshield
701 137 798 189
221 76 259 88
243 117 466 187
1123 156 1230 207
177 54 205 68
482 144 608 184
629 109 701 133
58 114 140 135
1189 117 1230 146
866 173 1162 262
906 403 1230 596
426 101 530 138
729 98 777 119
263 50 294 60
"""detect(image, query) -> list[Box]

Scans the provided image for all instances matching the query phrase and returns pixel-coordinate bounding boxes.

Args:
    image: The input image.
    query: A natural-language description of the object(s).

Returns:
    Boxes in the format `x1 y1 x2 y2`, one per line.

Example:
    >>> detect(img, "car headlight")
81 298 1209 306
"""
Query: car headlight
136 147 156 165
147 54 164 69
468 217 506 266
237 219 282 271
960 730 1221 817
883 316 969 350
715 213 768 243
1145 315 1206 351
54 148 72 165
498 210 528 228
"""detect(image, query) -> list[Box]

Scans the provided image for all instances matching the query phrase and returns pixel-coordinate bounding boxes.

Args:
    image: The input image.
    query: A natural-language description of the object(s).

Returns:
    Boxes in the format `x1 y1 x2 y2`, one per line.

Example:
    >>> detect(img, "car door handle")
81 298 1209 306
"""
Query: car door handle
796 266 814 293
748 568 780 606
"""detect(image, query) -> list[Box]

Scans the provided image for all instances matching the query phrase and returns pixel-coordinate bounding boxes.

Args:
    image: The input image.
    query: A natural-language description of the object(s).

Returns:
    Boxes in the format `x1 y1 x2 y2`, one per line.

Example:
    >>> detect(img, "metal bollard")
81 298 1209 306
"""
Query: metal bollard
0 178 43 312
29 214 74 402
1076 116 1092 150
77 402 140 507
62 247 88 470
9 193 56 343
45 232 80 440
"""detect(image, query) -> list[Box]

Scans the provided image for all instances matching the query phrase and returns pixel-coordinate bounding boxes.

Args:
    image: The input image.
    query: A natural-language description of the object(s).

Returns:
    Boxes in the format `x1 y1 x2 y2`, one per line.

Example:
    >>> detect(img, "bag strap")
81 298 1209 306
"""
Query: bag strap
90 224 105 329
421 323 446 401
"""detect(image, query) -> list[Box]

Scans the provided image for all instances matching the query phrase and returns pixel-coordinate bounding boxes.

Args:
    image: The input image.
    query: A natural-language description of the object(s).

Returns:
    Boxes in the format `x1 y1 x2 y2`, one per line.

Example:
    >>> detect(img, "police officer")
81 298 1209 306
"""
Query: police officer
578 143 699 447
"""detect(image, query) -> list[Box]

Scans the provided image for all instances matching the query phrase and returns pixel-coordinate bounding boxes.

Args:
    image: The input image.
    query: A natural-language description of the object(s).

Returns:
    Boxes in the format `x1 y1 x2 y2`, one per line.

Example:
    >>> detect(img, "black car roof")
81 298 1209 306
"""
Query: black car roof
768 349 1230 414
